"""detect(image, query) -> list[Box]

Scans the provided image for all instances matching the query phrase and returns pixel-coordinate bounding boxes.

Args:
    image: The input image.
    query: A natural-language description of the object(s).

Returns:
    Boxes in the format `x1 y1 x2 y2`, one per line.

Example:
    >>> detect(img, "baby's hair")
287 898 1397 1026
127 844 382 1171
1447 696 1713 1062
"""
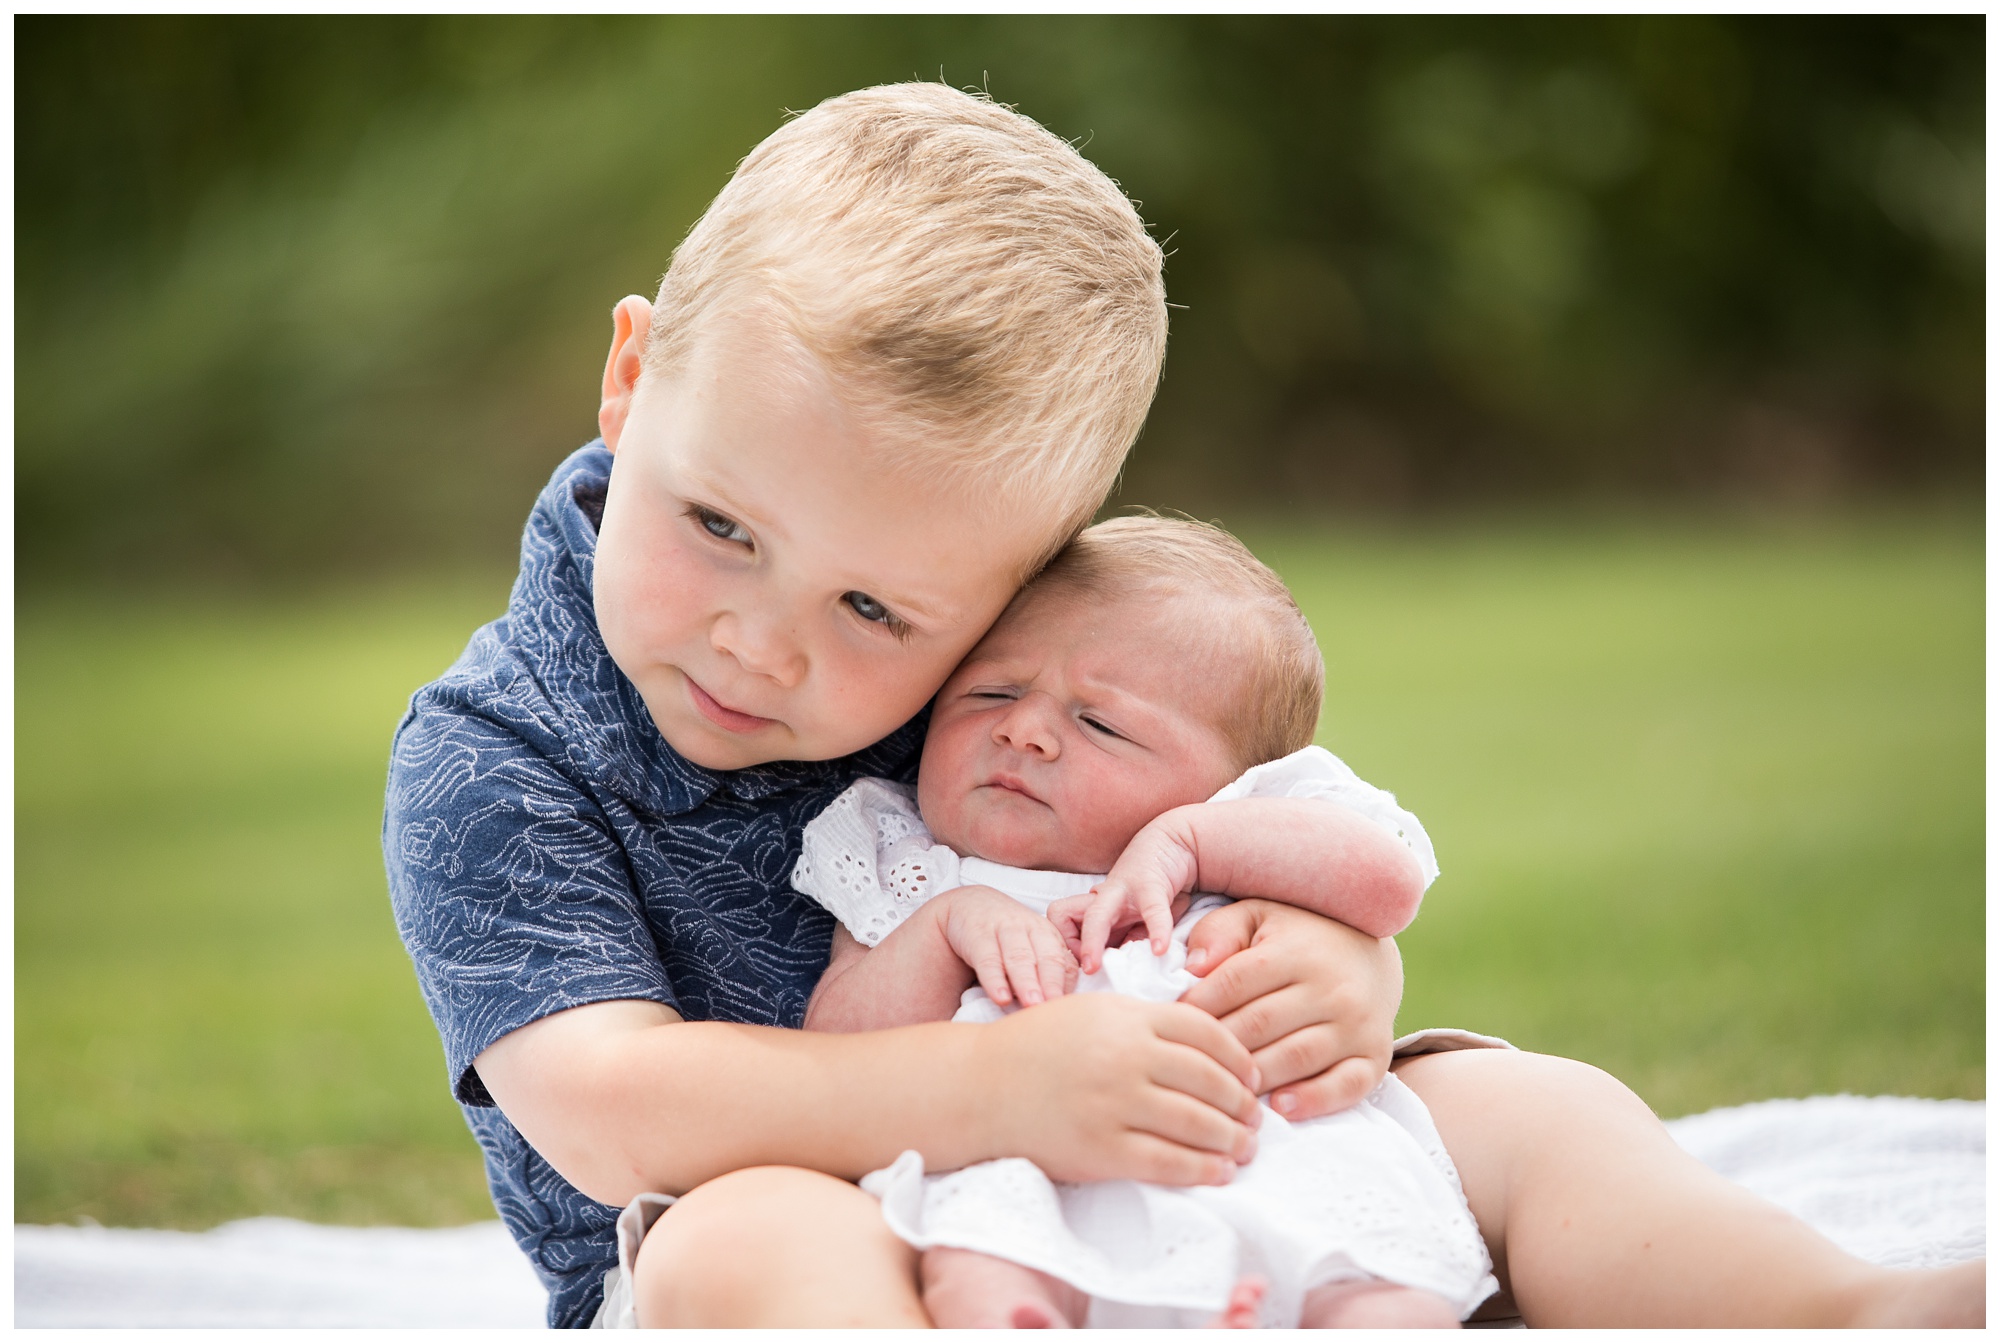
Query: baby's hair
647 83 1167 557
1022 514 1326 771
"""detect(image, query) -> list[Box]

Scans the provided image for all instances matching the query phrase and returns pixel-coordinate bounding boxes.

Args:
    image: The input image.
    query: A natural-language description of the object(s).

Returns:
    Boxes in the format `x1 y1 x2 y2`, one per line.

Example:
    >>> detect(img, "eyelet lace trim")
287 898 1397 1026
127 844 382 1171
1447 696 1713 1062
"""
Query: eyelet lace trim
791 779 961 947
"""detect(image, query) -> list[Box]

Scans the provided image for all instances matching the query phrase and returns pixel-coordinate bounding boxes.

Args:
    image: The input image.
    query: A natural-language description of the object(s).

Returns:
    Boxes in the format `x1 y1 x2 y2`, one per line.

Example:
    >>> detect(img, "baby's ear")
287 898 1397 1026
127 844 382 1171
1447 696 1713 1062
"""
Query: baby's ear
597 295 654 450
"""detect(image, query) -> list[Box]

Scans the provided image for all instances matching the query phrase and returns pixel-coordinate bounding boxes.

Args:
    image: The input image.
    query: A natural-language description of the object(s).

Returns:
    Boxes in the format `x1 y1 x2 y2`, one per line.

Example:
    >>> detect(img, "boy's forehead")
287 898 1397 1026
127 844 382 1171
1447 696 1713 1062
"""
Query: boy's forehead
673 301 1084 548
644 410 1047 632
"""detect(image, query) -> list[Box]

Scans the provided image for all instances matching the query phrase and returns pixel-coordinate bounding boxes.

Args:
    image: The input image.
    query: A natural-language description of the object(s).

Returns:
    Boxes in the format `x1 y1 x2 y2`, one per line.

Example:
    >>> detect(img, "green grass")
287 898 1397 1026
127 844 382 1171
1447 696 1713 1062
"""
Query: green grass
16 575 517 1228
1256 510 1985 1111
15 511 1984 1228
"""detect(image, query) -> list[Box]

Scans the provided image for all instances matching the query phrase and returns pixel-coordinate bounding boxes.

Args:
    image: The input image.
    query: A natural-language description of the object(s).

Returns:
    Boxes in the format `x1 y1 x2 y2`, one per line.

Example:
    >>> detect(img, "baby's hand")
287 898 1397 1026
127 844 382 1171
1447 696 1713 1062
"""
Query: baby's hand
1051 809 1202 972
938 885 1079 1008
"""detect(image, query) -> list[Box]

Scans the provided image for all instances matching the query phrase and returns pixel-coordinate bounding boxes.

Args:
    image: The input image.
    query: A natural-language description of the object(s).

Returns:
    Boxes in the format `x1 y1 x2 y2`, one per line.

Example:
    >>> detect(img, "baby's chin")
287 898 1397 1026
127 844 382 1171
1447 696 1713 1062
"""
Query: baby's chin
926 810 1116 874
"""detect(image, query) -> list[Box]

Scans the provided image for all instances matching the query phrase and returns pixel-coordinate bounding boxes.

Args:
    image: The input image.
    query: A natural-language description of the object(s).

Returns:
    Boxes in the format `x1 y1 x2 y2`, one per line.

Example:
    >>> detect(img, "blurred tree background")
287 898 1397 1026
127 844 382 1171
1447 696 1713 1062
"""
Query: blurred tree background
17 14 1982 581
15 16 1983 1232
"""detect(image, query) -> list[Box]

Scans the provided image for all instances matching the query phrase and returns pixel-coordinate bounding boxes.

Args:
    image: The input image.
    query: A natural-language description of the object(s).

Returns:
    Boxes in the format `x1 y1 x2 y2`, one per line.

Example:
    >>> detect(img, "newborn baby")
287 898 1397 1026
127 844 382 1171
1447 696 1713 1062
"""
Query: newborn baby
794 516 1495 1328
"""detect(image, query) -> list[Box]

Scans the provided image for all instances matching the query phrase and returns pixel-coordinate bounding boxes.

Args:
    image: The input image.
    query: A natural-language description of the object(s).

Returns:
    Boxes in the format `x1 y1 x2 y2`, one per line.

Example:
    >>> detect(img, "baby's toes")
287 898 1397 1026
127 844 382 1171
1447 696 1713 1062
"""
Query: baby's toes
1210 1276 1266 1328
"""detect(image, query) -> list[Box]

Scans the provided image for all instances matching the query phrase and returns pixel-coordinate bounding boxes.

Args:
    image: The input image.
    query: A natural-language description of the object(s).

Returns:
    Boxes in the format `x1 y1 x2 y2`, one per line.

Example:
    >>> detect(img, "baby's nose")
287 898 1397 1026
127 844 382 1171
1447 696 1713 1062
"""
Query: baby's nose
994 695 1062 756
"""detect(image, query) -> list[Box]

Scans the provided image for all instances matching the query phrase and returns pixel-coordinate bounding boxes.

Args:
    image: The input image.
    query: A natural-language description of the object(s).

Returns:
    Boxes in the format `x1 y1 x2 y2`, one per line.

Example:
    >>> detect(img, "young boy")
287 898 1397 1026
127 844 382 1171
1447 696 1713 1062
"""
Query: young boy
387 83 1981 1329
385 83 1400 1329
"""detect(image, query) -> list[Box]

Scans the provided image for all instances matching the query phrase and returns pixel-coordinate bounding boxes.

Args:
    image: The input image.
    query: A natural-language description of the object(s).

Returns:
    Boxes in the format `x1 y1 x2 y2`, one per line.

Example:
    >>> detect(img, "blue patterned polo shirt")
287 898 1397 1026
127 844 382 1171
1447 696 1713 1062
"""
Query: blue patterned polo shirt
384 442 924 1327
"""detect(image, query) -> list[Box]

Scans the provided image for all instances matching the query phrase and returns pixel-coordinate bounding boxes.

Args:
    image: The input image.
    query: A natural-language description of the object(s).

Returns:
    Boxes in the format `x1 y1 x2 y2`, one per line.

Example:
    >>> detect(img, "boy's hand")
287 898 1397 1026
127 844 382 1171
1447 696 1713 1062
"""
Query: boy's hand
975 990 1264 1186
938 885 1078 1008
1179 900 1402 1119
1050 808 1203 971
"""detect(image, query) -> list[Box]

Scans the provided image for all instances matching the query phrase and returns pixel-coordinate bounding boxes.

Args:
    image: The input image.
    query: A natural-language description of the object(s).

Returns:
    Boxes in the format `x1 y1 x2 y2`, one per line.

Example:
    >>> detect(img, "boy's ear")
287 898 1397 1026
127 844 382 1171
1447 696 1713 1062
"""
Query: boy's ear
598 295 654 451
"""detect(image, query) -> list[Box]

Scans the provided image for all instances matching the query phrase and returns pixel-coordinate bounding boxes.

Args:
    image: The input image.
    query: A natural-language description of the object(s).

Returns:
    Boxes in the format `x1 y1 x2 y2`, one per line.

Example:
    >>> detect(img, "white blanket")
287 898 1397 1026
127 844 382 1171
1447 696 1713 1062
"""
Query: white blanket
14 1094 1983 1328
1663 1094 1985 1271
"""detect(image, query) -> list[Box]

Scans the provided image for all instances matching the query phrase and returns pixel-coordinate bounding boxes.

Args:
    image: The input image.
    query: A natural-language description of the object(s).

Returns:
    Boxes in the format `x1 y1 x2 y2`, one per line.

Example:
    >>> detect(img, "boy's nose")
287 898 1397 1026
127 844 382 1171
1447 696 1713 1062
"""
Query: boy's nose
709 611 805 687
992 694 1062 760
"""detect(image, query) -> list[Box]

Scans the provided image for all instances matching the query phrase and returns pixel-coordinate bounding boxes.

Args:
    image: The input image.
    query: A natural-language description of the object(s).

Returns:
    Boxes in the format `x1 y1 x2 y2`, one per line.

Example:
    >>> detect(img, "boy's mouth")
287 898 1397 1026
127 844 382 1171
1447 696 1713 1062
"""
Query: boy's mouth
684 675 778 734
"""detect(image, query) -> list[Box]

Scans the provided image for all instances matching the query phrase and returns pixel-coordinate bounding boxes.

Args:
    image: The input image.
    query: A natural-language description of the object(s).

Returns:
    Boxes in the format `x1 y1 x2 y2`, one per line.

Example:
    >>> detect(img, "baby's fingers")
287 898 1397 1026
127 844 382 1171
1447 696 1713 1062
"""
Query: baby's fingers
1140 890 1177 957
1079 886 1128 973
1029 922 1078 1004
1047 894 1091 942
999 922 1051 1006
964 939 1015 1007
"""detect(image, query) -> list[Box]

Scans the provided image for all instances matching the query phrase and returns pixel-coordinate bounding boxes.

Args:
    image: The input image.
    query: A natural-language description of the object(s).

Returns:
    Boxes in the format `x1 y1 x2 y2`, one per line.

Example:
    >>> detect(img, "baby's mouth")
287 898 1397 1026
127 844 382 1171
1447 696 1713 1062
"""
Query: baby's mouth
981 772 1044 804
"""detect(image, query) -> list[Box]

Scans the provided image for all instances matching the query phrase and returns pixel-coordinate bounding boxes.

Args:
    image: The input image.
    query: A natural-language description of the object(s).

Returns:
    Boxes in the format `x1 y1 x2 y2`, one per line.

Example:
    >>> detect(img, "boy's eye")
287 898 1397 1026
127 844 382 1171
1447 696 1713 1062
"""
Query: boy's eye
689 505 751 545
844 591 893 624
842 591 912 640
1081 716 1124 741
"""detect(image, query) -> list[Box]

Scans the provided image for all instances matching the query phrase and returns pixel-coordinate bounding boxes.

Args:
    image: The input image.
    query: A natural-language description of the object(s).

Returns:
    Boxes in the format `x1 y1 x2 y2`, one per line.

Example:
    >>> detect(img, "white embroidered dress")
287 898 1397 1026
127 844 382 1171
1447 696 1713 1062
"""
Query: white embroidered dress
791 746 1496 1327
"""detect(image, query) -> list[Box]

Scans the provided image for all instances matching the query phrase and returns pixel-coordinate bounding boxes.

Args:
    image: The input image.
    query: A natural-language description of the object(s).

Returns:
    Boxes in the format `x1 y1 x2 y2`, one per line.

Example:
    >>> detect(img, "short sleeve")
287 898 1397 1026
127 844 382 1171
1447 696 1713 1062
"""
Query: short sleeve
792 778 962 946
385 694 678 1105
1208 745 1440 889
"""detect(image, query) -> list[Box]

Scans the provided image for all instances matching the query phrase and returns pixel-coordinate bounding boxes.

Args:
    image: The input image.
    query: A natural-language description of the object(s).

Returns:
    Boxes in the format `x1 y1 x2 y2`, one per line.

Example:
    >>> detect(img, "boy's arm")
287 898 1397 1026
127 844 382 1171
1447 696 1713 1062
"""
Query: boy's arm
805 886 1077 1032
390 704 1253 1211
474 988 1261 1207
1057 798 1425 970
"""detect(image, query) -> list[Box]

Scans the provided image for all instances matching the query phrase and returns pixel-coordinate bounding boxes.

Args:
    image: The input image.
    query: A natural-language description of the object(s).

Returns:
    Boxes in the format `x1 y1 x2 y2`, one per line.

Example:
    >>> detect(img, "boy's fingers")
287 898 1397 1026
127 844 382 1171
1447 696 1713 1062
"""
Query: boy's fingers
1176 903 1256 975
1144 1040 1263 1131
1267 1052 1385 1120
1241 1015 1351 1095
1207 981 1322 1057
1177 938 1285 1020
1114 1133 1239 1189
1131 1089 1259 1164
1145 1002 1259 1092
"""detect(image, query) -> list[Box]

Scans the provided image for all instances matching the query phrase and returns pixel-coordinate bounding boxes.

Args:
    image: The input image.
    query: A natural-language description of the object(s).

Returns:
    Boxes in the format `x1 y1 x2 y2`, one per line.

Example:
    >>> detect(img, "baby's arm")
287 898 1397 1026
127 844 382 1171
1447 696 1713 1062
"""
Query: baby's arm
806 886 1077 1032
1054 798 1424 971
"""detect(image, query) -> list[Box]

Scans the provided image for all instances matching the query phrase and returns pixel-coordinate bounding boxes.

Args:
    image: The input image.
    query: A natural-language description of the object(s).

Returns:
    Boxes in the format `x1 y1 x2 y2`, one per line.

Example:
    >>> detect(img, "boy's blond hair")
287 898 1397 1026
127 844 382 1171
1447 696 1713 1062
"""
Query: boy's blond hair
647 83 1166 556
1023 515 1325 770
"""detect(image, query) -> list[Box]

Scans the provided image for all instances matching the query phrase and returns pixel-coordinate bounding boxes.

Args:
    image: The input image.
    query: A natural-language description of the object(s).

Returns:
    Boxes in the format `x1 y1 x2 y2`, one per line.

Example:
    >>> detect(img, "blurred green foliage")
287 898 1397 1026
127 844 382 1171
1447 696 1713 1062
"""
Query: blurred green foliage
15 517 1981 1228
17 15 1982 582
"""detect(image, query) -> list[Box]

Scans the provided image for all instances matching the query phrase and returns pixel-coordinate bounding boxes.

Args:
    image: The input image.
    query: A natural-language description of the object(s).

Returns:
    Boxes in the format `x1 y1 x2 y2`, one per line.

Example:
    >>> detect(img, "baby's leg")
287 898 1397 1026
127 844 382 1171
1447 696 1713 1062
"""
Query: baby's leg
1300 1280 1460 1328
631 1166 927 1326
920 1246 1088 1328
1395 1049 1985 1328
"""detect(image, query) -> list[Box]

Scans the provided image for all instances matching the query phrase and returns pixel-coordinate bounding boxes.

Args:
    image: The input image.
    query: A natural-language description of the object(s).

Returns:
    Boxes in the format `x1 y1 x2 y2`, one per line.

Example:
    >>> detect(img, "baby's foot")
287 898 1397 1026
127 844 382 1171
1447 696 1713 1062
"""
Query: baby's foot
1301 1280 1460 1328
1209 1276 1267 1327
919 1245 1087 1328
